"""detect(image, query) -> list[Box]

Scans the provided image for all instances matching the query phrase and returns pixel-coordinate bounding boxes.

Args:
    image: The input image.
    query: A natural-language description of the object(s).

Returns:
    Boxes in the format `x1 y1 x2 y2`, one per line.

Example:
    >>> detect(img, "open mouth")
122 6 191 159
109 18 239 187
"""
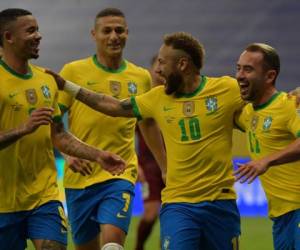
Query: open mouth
239 81 250 95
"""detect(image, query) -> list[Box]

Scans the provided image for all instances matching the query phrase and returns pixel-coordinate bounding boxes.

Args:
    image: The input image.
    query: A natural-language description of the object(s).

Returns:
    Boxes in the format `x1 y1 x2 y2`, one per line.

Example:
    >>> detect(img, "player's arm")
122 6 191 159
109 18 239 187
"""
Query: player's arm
51 121 125 176
138 118 167 182
234 138 300 183
46 69 134 117
0 107 53 150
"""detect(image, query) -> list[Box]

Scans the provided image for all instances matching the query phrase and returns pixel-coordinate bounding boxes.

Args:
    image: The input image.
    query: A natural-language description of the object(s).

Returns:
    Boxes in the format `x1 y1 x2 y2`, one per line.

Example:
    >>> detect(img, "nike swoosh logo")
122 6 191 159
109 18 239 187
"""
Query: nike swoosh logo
163 106 174 111
117 212 127 218
87 81 99 86
9 92 18 98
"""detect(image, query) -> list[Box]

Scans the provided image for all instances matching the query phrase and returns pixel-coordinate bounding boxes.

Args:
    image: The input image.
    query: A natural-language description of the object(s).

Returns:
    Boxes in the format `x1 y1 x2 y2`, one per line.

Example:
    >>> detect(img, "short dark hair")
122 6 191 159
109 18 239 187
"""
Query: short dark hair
163 32 205 71
95 8 125 23
0 8 32 46
245 43 280 75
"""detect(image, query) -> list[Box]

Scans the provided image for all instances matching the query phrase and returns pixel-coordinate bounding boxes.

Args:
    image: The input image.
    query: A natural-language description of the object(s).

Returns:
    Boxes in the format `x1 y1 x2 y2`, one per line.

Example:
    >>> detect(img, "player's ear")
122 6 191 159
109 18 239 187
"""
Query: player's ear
177 57 189 71
3 30 13 45
91 29 96 41
265 69 277 85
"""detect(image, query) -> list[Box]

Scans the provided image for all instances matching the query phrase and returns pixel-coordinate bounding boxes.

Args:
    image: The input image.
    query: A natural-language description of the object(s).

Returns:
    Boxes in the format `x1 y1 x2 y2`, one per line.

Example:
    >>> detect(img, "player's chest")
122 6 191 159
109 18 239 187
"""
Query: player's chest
158 96 233 135
80 75 146 99
0 80 56 113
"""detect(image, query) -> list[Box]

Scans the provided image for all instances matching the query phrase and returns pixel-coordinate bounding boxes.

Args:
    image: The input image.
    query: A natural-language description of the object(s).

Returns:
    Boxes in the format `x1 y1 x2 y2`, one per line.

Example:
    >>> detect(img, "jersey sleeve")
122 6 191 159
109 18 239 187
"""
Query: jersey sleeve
286 97 300 137
130 87 161 120
52 90 63 123
58 64 75 112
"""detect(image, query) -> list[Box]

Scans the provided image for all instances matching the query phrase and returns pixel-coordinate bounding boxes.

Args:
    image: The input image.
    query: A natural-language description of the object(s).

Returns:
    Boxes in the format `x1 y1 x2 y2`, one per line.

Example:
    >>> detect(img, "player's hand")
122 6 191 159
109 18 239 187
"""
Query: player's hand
45 69 66 90
233 160 269 184
22 107 54 134
288 87 300 105
96 151 126 176
65 155 93 176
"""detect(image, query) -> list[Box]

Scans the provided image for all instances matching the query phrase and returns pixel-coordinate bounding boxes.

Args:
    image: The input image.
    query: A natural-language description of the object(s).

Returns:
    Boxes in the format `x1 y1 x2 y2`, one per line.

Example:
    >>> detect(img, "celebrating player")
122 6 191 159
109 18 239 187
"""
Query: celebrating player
234 43 300 250
0 8 125 250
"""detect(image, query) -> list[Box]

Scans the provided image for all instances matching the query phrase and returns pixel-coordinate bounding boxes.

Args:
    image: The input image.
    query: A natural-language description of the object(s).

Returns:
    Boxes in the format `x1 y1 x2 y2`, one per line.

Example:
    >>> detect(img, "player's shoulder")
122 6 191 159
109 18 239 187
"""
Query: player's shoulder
206 75 237 87
277 91 297 109
30 64 53 80
125 60 150 76
63 56 92 69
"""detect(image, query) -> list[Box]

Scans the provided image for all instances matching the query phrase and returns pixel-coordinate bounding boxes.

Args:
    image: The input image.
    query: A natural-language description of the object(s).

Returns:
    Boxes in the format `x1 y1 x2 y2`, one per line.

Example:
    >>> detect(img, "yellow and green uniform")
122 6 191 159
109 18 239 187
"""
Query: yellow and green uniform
58 55 151 188
131 76 244 204
236 92 300 218
0 59 61 212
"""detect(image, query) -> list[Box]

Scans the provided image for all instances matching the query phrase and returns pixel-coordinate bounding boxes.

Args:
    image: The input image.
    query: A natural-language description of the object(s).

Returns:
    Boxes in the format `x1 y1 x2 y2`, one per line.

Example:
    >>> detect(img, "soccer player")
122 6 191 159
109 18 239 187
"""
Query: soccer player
0 8 125 250
57 8 165 250
134 55 165 250
233 43 300 250
50 31 244 250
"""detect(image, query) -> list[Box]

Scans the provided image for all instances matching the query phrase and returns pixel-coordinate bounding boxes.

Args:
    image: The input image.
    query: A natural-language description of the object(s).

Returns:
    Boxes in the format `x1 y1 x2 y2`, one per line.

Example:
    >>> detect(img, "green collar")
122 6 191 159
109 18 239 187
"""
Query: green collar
0 58 33 79
175 75 207 98
92 54 127 73
253 91 281 111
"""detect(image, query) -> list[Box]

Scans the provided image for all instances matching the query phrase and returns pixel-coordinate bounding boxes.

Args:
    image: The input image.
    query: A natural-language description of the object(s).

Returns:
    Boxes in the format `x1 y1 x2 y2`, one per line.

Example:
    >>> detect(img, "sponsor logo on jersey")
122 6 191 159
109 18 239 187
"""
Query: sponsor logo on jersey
251 115 259 131
163 106 174 112
163 236 170 250
86 81 99 86
8 92 19 98
183 101 194 116
41 85 51 99
25 89 38 104
11 102 23 111
116 212 127 218
128 81 137 94
205 96 218 114
110 81 121 96
263 116 272 131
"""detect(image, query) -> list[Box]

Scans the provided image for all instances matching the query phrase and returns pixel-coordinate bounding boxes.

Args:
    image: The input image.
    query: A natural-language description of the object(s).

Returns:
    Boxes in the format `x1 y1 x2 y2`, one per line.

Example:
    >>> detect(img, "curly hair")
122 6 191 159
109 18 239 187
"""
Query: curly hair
164 32 205 71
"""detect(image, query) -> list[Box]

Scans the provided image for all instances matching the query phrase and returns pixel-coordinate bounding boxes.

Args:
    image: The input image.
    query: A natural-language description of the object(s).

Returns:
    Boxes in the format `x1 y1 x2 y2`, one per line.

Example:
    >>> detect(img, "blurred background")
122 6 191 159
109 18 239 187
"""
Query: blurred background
1 0 299 249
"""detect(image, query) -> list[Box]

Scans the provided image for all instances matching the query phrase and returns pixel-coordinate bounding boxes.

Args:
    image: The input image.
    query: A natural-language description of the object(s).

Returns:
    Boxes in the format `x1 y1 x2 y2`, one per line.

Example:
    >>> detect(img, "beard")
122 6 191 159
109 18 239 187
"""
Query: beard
164 72 183 95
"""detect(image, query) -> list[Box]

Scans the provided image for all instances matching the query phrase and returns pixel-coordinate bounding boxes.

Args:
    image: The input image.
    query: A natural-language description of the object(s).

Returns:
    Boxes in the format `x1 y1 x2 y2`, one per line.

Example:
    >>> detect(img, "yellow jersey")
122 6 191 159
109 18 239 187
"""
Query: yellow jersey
131 76 244 204
0 59 61 212
236 92 300 218
58 55 151 188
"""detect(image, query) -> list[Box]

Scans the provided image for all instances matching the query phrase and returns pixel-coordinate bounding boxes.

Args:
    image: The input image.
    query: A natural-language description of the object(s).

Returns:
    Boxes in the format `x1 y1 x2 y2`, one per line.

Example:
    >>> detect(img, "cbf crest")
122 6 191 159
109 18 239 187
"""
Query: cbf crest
128 81 137 95
110 81 121 96
205 96 218 114
251 115 259 131
41 85 51 99
263 116 272 131
183 101 195 117
25 89 37 104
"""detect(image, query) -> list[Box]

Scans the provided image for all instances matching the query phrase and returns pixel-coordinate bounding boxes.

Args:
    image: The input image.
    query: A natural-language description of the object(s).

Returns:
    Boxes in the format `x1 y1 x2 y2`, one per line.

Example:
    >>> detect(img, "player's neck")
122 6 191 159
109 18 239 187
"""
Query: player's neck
253 86 278 107
179 74 201 94
96 53 123 70
1 51 29 75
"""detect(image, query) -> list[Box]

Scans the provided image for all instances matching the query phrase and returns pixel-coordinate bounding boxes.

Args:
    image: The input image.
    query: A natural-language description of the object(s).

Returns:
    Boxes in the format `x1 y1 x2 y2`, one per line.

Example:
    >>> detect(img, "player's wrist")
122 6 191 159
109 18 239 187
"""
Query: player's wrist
64 81 81 98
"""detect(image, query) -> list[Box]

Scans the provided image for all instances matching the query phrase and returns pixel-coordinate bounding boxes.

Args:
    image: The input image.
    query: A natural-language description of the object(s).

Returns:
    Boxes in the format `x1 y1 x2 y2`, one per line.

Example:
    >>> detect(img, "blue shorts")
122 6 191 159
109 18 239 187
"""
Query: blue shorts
65 179 135 245
0 201 67 250
160 200 240 250
272 208 300 250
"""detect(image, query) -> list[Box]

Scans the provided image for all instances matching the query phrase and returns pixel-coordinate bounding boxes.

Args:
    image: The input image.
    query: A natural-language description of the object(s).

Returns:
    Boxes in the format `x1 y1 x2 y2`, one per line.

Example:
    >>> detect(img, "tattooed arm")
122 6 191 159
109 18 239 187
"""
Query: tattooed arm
0 107 53 150
46 69 134 117
75 89 134 117
51 121 126 175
